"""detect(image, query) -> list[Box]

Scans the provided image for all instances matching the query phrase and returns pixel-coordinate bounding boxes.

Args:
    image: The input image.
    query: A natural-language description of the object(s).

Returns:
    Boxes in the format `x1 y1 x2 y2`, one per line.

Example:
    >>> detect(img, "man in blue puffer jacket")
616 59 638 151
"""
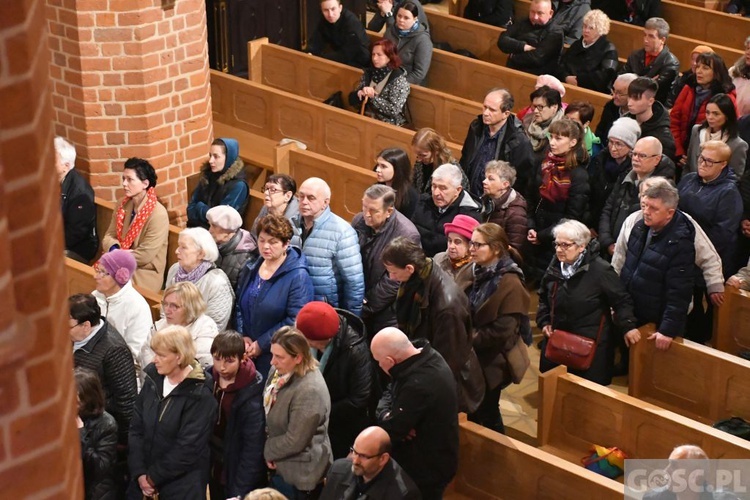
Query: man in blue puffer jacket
291 177 365 315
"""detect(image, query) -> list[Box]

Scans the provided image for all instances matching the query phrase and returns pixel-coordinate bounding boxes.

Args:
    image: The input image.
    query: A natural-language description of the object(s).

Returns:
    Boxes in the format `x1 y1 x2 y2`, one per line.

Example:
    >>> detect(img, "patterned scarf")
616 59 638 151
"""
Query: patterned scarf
173 260 213 284
539 153 573 204
525 107 564 151
369 66 391 84
395 258 433 337
469 256 520 312
449 254 472 270
116 187 158 249
263 370 291 416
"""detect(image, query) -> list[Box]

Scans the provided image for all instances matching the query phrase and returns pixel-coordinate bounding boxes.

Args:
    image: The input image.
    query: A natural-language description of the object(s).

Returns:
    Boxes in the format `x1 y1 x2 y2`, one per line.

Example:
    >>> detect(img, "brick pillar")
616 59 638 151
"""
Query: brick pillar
47 0 214 223
0 0 83 497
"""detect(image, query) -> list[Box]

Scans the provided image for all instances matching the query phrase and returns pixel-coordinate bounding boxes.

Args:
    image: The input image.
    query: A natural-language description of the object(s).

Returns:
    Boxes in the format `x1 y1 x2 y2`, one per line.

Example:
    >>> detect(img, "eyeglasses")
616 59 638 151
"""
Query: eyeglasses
532 103 549 111
629 152 659 160
349 447 383 460
612 90 629 98
263 186 283 195
69 321 84 329
93 264 109 277
608 139 628 149
161 301 183 311
698 155 725 167
469 241 489 249
554 241 577 250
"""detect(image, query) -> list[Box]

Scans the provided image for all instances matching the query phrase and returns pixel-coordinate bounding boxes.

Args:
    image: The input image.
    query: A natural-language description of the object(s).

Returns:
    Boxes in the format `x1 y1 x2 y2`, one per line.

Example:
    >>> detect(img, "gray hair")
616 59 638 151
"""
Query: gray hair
485 88 514 112
644 17 670 39
552 219 591 247
484 160 516 185
180 227 220 263
615 73 638 87
54 136 77 166
364 184 396 210
643 182 679 209
638 175 673 196
431 163 463 188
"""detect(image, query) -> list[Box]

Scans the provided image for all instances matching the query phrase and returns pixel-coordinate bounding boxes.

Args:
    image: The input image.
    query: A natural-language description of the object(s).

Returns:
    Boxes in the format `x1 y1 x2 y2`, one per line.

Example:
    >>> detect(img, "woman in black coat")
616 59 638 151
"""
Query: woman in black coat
76 367 118 500
537 220 640 386
128 326 218 500
557 9 619 94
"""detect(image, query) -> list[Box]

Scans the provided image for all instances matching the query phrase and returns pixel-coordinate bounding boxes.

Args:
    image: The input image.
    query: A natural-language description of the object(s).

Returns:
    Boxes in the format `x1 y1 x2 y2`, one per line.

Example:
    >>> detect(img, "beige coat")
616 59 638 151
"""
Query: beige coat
101 197 169 292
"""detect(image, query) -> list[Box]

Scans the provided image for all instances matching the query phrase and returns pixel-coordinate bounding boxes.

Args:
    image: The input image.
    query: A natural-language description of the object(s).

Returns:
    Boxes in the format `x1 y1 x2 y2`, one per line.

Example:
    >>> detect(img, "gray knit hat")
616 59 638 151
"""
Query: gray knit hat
608 117 641 149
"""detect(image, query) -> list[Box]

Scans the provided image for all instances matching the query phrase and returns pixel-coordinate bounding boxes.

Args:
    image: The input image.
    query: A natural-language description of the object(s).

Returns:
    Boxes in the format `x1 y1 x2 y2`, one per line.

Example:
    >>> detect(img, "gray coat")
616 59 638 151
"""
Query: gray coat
384 23 433 85
264 367 332 491
684 125 748 178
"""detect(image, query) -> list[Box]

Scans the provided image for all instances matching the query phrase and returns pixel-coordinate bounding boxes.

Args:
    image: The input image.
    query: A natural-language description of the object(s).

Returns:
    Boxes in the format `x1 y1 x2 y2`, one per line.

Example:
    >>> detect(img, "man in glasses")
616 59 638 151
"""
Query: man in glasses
626 77 677 159
320 426 420 500
595 73 638 143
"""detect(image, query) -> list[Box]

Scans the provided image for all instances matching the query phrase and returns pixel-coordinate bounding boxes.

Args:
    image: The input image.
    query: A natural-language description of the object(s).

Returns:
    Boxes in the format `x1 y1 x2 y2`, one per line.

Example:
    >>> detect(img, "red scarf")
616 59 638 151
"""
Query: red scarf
539 153 572 204
115 187 157 249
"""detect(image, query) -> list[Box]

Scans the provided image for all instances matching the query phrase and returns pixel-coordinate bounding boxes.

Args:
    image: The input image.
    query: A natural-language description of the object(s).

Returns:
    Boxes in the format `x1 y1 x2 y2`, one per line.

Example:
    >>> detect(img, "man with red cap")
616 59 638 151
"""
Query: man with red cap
296 301 373 460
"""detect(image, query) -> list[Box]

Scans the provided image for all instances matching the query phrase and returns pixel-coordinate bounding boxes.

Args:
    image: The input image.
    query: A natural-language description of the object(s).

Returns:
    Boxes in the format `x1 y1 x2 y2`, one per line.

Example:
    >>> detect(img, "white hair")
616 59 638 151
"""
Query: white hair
54 136 77 167
615 73 638 87
431 163 463 188
553 219 591 247
180 227 220 263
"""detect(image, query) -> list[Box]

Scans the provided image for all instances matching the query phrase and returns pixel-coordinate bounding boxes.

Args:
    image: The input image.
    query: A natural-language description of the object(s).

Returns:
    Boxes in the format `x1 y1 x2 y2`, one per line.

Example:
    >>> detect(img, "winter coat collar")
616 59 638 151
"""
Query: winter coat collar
199 157 245 187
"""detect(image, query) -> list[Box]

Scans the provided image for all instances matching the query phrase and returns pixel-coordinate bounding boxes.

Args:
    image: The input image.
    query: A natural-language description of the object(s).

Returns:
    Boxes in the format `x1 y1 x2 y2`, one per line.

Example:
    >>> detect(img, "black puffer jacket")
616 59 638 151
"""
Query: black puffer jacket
557 35 619 94
622 47 680 104
80 411 118 500
74 321 137 445
497 19 564 75
127 361 218 500
61 168 98 262
619 211 695 338
322 310 373 459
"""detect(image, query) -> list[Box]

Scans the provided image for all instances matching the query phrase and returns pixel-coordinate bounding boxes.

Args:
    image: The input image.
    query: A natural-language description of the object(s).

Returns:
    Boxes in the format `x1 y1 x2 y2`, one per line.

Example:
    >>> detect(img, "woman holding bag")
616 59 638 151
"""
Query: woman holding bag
466 223 530 434
536 219 640 386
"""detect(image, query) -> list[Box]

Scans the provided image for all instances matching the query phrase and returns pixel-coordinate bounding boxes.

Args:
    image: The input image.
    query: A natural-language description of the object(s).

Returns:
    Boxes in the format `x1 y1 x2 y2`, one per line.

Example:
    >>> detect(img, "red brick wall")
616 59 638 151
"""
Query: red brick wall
0 0 83 497
47 0 214 223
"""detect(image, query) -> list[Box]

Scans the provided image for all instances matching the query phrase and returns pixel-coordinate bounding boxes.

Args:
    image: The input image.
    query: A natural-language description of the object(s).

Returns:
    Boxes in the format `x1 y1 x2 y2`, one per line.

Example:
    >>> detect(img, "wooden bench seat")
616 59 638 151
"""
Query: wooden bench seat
247 38 481 146
539 365 750 463
454 416 623 499
713 286 750 356
629 327 750 425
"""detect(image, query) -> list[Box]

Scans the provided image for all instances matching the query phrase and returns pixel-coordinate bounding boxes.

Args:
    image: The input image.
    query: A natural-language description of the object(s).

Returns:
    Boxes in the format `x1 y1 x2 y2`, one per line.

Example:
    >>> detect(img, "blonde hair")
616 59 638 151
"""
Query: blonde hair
244 488 288 500
162 281 207 325
271 326 318 377
583 9 610 36
150 325 196 369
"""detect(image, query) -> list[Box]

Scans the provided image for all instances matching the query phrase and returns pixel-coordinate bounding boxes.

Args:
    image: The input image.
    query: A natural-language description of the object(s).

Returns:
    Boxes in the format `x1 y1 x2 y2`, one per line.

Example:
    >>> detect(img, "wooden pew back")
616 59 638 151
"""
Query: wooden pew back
539 366 750 462
456 417 624 499
428 10 509 66
713 286 750 356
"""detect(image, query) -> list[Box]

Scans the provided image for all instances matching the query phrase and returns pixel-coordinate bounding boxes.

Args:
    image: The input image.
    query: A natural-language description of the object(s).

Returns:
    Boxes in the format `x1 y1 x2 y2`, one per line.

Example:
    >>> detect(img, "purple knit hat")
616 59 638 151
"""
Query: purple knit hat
98 249 137 287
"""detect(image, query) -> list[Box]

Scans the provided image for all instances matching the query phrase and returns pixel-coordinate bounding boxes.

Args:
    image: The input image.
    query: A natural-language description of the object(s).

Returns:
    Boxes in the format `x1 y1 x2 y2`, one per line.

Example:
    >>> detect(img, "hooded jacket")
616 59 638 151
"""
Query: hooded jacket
127 361 217 500
497 18 564 75
412 191 482 257
216 228 258 290
550 0 592 45
384 22 433 85
187 138 249 229
208 359 266 497
622 46 680 104
627 101 677 159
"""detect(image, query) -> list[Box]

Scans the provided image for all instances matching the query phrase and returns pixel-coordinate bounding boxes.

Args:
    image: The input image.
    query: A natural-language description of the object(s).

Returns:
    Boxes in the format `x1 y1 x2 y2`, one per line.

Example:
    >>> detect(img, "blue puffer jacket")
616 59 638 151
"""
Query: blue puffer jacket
291 208 365 315
678 167 743 277
234 246 314 378
619 210 695 338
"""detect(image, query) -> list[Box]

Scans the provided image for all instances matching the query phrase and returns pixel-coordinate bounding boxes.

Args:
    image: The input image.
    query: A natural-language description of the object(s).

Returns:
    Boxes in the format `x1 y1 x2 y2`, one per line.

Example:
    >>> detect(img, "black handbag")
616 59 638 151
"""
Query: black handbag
713 417 750 440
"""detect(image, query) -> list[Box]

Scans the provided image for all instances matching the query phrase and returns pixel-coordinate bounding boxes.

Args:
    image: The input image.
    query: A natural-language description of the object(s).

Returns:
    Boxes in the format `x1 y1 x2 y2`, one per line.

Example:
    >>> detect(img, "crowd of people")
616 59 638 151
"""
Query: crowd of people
57 1 750 499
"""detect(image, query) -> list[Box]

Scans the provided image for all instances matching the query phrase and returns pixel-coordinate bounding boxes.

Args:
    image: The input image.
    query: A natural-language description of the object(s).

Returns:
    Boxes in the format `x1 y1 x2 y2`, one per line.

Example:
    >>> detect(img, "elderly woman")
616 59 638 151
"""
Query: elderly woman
685 93 748 177
523 86 565 161
384 1 432 85
374 147 419 217
250 174 299 235
516 75 567 122
142 282 219 368
434 214 480 291
671 52 736 164
557 10 618 94
235 214 314 379
91 249 152 375
729 36 750 116
128 325 217 500
165 227 234 331
187 138 249 229
411 127 464 194
264 327 332 499
206 205 259 289
349 39 410 127
537 220 639 386
101 157 169 292
480 160 528 253
466 223 529 434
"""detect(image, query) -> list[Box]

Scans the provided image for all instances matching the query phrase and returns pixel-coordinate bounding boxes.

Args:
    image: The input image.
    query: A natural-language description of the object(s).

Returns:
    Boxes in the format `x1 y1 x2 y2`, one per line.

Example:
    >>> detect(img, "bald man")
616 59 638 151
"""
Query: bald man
290 177 365 315
320 426 420 500
370 328 458 499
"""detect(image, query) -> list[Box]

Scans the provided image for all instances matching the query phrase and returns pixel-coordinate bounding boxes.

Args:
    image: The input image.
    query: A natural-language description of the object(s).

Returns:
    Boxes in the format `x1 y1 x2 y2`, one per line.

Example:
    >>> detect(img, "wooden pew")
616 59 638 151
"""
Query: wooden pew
713 286 750 356
210 69 462 170
428 10 509 66
539 365 750 462
455 416 624 499
65 257 162 321
629 330 750 426
247 39 481 146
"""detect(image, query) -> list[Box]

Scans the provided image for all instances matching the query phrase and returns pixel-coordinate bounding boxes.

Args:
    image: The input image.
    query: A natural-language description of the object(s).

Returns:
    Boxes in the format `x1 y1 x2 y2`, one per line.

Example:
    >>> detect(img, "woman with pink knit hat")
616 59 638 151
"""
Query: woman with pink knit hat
433 214 480 291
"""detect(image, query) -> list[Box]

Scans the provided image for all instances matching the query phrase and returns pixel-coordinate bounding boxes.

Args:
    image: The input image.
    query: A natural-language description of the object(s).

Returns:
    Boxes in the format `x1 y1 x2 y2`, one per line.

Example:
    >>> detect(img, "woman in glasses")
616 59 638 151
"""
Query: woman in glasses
250 174 299 235
537 219 639 386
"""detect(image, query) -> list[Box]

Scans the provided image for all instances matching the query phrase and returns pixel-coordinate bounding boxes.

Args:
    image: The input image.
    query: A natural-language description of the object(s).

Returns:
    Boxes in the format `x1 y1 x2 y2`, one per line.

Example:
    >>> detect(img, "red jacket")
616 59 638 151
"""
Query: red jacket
670 86 736 157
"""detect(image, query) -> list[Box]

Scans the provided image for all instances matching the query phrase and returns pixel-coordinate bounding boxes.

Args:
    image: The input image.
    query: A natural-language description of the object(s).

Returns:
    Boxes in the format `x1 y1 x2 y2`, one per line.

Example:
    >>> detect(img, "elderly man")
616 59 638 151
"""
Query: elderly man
625 77 676 159
351 185 420 336
55 136 98 263
459 88 535 198
595 73 638 142
411 163 481 257
497 0 564 76
291 177 365 315
206 205 258 289
599 137 675 255
309 0 370 68
617 182 695 351
370 327 459 500
620 17 680 104
320 426 420 500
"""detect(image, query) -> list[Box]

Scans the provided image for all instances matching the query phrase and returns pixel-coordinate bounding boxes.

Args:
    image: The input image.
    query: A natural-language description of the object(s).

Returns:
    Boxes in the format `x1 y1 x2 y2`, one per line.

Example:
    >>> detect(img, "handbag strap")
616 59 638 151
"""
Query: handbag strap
550 279 606 343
